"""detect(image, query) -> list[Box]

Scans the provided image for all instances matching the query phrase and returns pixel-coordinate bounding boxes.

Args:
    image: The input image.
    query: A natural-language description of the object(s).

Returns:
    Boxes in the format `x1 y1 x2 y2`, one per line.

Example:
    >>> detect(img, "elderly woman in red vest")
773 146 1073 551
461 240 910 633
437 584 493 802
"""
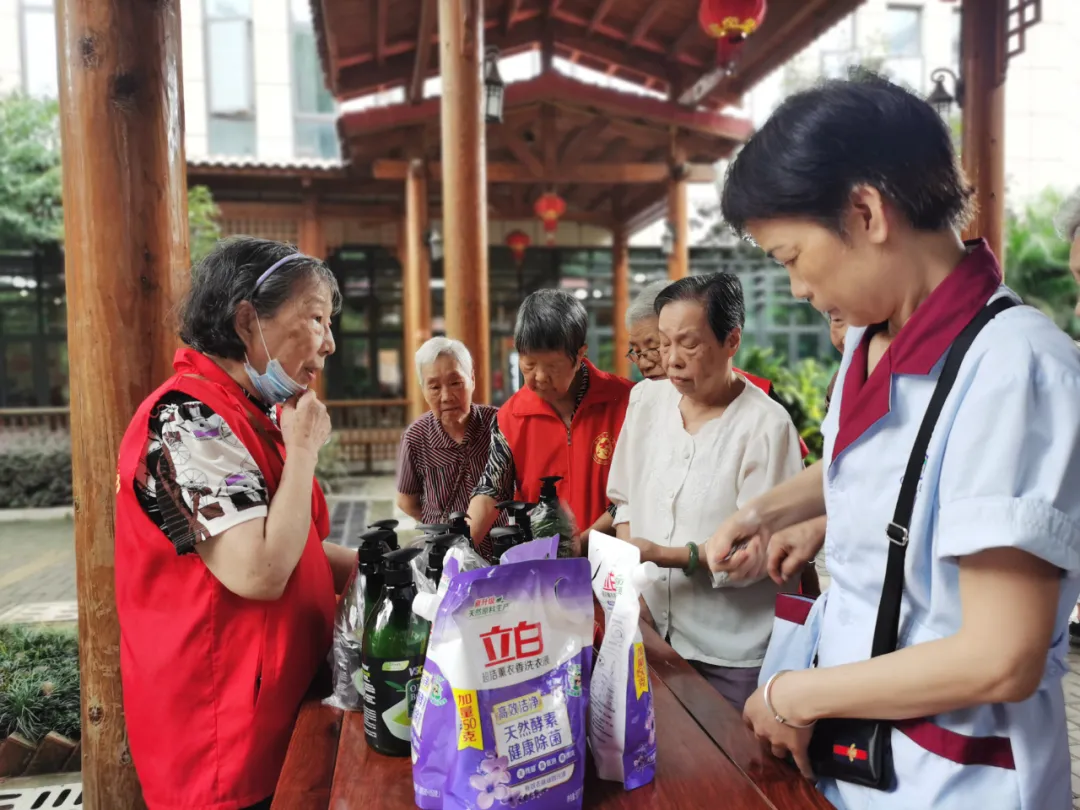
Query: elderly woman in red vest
114 237 357 810
467 289 633 553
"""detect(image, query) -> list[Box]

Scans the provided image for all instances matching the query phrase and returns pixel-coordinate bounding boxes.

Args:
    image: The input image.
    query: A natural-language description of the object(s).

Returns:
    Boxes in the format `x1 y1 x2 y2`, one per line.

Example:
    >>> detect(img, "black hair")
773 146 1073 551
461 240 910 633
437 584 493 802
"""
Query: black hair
514 289 589 359
178 236 341 361
654 273 745 343
721 73 973 236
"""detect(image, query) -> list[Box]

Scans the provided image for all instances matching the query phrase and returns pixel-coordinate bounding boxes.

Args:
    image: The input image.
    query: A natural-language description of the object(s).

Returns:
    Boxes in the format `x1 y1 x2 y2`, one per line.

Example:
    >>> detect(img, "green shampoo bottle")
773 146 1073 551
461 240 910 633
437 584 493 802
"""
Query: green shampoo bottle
361 546 430 757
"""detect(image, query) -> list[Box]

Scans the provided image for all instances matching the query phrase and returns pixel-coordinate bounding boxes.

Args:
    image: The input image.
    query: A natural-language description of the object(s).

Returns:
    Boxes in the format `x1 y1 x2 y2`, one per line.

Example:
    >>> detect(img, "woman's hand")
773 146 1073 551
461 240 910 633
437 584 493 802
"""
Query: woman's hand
743 681 815 779
704 510 770 584
767 516 827 586
623 536 660 565
281 390 331 457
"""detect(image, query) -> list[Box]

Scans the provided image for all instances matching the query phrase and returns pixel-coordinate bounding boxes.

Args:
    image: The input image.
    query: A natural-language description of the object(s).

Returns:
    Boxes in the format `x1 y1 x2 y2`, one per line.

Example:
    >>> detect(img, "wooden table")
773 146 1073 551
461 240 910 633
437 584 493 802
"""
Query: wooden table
273 607 832 810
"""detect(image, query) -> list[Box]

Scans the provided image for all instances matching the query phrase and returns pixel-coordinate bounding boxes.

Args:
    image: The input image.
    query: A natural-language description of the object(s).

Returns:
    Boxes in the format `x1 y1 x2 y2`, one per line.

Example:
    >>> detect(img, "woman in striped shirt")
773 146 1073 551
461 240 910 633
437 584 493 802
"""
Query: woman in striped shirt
396 337 510 557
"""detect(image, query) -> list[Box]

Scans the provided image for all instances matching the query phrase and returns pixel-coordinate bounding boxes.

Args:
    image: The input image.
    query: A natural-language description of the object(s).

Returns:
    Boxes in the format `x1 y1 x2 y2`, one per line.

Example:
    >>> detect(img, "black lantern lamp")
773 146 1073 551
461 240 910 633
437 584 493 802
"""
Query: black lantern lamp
927 67 964 119
660 221 675 257
426 227 444 263
484 47 505 124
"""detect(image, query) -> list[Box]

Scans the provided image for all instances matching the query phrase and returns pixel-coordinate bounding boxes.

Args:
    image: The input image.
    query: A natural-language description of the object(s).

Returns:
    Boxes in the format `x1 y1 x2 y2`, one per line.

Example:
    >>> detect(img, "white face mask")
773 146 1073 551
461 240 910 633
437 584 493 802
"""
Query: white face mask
243 315 307 404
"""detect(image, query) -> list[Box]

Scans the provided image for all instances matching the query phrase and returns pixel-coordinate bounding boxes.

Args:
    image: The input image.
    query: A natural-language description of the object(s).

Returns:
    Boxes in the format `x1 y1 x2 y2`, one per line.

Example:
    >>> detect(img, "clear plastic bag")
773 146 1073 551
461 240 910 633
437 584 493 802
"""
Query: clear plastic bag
324 567 368 711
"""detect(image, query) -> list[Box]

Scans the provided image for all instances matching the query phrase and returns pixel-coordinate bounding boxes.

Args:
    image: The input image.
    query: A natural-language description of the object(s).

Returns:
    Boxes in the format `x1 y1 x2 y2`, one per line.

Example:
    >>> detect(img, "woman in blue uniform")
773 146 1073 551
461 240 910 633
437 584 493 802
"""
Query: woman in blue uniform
705 75 1080 809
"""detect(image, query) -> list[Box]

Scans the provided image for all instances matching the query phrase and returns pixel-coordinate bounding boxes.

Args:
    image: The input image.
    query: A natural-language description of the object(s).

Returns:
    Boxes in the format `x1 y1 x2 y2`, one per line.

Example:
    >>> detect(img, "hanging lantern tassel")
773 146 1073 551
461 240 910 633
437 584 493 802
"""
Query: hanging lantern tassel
698 0 768 71
534 192 566 247
506 230 531 266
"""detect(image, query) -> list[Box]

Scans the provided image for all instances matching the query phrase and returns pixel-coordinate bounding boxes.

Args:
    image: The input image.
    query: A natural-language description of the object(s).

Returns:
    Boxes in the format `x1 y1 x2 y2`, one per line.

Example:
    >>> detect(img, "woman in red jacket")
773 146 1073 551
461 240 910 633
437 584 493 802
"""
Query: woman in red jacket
114 237 358 810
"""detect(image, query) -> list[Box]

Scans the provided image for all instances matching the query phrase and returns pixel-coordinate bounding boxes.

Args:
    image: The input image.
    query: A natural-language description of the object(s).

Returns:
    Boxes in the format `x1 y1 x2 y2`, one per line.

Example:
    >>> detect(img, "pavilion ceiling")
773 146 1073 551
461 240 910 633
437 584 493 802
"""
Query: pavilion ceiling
313 0 865 107
334 72 754 227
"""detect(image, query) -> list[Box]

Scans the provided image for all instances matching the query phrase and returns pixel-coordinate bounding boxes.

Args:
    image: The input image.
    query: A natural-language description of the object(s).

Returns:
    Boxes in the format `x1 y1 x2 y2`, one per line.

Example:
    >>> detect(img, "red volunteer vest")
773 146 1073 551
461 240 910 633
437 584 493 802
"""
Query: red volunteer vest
498 359 633 532
114 349 336 810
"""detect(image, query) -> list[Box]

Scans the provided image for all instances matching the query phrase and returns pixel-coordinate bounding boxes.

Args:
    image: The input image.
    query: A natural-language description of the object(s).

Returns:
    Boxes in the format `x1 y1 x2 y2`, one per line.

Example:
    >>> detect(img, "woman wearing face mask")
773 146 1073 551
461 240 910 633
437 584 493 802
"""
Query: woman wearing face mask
113 237 356 810
607 273 803 712
706 77 1080 810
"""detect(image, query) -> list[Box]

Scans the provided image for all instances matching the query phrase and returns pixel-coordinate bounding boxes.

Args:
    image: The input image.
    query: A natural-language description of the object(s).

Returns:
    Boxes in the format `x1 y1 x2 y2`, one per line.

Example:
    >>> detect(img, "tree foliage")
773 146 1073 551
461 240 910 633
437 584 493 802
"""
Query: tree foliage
0 94 63 247
0 92 221 257
1004 189 1078 338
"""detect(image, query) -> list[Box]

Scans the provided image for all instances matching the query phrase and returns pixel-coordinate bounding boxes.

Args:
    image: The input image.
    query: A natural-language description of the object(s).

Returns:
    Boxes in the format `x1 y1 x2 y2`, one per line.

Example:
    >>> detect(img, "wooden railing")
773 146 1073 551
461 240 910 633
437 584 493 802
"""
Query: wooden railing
0 408 71 432
324 399 409 473
1 402 409 474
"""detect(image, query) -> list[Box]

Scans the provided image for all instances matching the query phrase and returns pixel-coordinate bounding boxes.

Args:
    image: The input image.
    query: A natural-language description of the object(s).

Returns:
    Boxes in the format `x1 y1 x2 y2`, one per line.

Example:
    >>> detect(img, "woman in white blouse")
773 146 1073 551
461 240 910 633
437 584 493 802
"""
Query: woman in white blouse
607 272 802 711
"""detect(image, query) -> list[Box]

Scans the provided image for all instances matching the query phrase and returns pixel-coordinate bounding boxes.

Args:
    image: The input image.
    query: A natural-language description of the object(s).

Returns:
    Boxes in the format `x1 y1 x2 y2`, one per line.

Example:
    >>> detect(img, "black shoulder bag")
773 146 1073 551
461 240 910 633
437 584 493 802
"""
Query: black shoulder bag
806 297 1015 790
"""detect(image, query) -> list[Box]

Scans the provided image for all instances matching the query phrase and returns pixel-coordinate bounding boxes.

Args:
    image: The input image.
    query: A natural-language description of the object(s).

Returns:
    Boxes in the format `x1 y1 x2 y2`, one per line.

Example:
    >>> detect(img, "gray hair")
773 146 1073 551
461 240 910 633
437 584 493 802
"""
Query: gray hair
415 337 473 384
179 236 341 362
626 279 671 329
1055 187 1080 242
514 289 588 359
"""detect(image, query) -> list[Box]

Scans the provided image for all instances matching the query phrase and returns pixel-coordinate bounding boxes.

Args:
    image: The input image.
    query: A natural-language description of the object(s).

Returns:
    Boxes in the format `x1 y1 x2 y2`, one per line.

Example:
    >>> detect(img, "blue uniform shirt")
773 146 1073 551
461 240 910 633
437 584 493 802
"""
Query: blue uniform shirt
817 241 1080 809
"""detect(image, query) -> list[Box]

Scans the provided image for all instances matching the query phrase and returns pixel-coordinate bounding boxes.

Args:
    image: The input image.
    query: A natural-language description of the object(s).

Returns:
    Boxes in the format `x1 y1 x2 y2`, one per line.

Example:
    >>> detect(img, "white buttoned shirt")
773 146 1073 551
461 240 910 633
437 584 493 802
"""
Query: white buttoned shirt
607 378 802 667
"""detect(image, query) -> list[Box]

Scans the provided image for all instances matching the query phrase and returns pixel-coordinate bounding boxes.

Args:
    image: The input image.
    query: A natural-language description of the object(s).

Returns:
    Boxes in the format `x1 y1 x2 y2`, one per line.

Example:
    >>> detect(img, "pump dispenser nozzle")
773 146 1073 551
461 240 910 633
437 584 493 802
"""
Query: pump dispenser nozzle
447 512 471 542
490 525 525 562
538 476 563 501
496 500 535 542
368 519 401 550
424 532 460 582
382 547 423 587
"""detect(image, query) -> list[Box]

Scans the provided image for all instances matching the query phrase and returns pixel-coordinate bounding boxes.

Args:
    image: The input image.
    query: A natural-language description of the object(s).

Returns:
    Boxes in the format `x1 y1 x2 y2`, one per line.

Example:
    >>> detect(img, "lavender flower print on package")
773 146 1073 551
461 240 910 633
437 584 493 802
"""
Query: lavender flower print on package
411 558 593 810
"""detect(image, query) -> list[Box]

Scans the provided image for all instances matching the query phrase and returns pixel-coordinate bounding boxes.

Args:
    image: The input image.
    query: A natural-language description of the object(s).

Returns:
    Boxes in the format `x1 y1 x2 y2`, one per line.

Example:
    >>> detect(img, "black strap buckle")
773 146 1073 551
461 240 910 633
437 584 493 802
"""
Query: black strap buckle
886 522 908 547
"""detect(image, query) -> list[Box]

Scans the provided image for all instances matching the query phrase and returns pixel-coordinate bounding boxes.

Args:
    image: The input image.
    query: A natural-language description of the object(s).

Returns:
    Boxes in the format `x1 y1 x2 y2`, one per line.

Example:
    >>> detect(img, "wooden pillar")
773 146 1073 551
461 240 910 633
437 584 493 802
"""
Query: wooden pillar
403 159 432 422
667 137 689 280
667 173 689 280
438 0 491 403
960 0 1007 261
55 1 189 807
612 226 631 379
299 193 329 399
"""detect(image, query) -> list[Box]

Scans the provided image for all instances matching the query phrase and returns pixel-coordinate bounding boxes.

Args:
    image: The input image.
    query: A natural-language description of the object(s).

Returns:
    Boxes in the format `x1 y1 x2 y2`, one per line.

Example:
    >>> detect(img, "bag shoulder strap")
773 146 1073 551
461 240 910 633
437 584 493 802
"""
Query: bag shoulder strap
870 296 1016 658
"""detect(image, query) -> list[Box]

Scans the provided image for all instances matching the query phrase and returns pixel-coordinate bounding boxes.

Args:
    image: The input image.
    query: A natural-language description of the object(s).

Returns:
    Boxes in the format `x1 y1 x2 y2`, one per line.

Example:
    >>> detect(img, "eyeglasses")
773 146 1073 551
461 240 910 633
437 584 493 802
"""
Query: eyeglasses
625 347 662 362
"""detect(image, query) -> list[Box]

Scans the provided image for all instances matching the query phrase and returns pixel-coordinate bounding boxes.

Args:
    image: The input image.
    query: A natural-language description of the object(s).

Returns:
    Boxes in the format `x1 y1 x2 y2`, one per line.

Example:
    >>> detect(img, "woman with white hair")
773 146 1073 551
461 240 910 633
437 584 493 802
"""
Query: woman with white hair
396 337 507 557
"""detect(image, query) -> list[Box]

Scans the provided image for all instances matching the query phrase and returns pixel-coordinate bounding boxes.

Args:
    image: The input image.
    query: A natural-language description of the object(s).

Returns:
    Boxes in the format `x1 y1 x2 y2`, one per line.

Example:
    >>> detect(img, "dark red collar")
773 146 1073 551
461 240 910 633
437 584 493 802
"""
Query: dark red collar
832 240 1002 462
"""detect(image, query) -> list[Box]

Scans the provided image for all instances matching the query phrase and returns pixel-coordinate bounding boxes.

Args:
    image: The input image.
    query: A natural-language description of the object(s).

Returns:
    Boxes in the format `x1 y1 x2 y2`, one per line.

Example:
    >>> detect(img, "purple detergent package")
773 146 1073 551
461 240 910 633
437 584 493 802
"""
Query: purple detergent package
499 536 560 565
412 558 593 810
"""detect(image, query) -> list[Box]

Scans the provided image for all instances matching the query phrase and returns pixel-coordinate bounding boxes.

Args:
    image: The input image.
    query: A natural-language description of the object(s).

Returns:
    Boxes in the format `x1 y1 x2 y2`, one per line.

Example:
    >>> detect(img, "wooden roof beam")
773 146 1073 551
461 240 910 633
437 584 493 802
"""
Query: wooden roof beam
503 131 546 177
557 116 611 170
409 0 437 103
504 0 523 35
372 159 716 184
624 187 670 234
630 0 667 48
374 0 389 66
588 0 618 35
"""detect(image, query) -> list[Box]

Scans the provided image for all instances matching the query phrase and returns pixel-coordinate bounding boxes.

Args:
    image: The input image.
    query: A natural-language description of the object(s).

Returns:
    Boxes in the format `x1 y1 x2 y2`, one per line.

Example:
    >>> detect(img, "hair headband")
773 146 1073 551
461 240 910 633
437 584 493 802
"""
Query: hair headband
253 252 308 292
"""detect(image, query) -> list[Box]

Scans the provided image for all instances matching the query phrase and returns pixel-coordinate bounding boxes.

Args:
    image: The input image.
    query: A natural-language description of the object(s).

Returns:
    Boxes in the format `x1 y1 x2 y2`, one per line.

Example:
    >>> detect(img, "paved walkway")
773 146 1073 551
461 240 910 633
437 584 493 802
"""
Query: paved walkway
4 498 1080 803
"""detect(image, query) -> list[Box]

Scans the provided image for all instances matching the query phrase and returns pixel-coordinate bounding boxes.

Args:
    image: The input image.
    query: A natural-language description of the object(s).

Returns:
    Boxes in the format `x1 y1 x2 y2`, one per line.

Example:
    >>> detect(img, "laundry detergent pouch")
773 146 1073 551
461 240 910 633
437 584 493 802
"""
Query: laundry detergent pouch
499 536 560 565
587 531 657 789
411 558 593 810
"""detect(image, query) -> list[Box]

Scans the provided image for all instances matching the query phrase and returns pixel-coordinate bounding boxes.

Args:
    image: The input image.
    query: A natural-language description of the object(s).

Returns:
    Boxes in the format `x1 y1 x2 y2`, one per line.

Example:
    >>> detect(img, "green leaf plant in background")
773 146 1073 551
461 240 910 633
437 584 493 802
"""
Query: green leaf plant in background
1004 189 1079 339
0 93 222 260
737 346 837 463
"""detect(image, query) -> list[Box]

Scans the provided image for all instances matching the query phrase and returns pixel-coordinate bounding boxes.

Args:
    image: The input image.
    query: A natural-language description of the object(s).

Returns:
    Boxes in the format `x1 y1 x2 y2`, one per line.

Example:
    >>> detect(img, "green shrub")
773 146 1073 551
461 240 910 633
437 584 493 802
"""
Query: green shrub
0 625 81 743
0 431 73 508
316 433 349 494
737 346 837 463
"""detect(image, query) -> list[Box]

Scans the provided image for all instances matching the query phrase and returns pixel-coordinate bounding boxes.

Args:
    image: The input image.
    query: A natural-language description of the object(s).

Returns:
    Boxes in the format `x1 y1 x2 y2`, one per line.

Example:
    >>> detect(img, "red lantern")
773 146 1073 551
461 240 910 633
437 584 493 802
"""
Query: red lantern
698 0 767 70
533 192 567 246
506 230 531 266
